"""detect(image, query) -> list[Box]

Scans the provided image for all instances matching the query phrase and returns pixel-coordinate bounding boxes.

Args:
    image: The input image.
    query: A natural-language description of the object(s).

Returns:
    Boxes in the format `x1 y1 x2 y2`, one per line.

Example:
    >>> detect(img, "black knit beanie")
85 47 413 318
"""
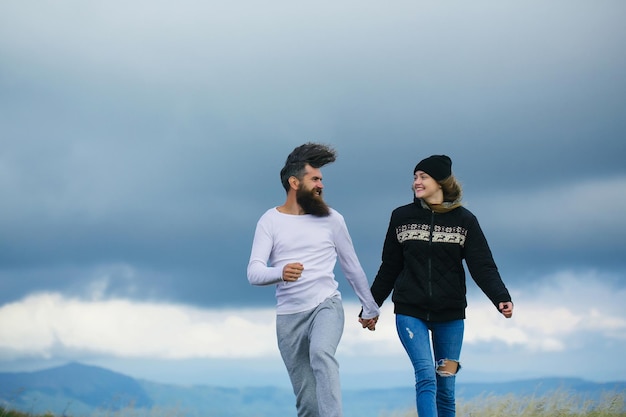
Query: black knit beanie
413 155 452 181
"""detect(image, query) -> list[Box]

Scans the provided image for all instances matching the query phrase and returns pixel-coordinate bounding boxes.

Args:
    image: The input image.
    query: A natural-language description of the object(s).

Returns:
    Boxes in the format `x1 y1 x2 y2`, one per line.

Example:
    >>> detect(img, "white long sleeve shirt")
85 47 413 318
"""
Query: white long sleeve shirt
247 207 380 319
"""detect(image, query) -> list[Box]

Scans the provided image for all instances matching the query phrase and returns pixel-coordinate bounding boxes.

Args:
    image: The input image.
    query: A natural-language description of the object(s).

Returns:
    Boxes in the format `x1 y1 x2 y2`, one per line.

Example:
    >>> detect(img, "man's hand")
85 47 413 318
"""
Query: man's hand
498 301 514 318
282 263 304 282
359 316 379 331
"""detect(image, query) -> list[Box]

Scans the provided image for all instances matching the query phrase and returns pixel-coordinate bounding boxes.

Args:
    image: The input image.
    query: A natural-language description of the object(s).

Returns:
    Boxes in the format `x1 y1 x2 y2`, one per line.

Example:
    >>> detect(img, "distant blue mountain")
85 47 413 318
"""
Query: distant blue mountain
0 362 153 414
0 362 624 417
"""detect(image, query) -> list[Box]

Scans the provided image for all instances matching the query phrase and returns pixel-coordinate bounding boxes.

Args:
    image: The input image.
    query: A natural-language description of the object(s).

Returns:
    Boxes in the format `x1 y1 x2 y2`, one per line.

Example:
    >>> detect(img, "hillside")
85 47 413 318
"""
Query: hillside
1 363 624 417
0 362 153 415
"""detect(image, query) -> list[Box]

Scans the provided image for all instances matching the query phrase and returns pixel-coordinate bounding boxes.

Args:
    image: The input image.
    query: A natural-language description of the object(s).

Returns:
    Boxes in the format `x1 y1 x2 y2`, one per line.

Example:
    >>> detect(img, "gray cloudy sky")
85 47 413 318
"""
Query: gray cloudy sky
1 0 625 388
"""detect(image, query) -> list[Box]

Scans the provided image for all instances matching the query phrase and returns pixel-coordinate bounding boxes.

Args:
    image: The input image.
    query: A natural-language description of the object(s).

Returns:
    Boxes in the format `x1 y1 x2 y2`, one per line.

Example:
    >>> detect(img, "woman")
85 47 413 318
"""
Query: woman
368 154 514 417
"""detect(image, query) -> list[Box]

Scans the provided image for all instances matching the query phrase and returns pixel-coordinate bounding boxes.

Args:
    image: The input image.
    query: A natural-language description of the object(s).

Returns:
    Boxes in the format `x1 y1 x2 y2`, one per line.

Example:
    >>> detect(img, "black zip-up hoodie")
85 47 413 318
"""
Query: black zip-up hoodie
370 197 511 322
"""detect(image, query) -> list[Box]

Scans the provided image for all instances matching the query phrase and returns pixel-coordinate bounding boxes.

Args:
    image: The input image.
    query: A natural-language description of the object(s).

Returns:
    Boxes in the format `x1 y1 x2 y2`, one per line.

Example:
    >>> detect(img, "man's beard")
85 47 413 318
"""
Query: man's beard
296 186 330 217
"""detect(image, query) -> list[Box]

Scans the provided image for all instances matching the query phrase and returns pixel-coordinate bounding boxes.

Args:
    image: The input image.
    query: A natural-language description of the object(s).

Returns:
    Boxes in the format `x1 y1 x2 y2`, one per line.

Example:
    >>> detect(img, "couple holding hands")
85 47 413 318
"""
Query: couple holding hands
247 143 513 417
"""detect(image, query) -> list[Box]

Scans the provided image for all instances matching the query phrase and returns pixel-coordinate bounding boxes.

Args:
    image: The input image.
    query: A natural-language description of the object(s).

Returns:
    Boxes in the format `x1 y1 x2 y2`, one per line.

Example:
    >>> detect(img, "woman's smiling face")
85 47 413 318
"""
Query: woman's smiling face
413 170 443 204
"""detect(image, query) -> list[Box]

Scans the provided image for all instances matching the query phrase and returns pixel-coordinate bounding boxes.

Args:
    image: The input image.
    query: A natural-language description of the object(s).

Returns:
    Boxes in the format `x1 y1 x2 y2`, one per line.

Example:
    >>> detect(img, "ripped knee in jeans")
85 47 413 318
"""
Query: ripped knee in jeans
435 359 461 377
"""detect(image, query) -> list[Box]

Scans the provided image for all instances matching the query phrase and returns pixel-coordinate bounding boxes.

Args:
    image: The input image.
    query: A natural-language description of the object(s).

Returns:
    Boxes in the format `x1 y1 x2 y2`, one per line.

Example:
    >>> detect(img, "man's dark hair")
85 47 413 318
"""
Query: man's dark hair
280 142 336 192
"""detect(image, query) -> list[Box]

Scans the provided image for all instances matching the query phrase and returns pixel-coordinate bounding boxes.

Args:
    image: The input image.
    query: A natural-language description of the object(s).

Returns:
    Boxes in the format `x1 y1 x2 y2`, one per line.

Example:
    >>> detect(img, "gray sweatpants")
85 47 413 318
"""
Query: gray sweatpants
276 296 345 417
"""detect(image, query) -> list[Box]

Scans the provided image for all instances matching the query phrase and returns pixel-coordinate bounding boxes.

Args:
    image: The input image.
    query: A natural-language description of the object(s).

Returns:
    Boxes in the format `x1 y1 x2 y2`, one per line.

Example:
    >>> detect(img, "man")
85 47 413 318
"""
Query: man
247 142 379 417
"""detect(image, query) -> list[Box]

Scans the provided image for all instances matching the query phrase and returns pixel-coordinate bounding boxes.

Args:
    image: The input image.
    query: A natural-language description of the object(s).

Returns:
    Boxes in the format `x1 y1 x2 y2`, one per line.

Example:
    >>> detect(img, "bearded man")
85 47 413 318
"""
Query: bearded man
247 142 379 417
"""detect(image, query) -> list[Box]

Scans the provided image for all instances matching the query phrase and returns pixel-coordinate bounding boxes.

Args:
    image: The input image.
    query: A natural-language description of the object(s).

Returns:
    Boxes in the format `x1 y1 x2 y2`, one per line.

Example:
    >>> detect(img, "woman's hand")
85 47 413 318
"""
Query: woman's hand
498 301 514 318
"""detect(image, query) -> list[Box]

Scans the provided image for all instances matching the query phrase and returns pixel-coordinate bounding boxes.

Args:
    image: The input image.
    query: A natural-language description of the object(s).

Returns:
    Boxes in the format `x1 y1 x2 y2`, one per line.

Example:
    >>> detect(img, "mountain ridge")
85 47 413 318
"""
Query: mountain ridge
1 362 624 417
0 362 153 413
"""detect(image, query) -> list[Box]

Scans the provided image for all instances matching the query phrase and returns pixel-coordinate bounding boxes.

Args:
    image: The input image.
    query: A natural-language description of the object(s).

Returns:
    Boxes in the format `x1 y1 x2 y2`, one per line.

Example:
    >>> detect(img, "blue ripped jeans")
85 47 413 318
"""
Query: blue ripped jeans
396 314 464 417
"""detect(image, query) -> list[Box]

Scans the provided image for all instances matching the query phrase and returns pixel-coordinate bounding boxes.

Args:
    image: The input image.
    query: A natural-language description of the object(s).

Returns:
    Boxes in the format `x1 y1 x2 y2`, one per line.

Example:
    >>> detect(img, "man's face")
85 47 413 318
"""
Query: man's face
296 165 330 217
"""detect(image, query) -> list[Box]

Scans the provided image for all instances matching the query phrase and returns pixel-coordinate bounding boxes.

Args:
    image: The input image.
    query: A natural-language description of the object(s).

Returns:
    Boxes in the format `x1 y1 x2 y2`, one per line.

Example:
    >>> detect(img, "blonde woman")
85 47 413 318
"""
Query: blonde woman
368 155 514 417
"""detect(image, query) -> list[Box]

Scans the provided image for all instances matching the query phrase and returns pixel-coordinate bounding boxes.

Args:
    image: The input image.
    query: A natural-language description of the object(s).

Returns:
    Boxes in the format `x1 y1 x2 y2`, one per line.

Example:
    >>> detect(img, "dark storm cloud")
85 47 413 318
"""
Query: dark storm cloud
1 0 625 309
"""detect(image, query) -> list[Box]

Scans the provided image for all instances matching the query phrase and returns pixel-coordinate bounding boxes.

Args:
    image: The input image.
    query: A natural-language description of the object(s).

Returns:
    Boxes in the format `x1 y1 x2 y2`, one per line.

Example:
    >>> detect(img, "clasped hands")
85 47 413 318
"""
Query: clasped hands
359 315 378 331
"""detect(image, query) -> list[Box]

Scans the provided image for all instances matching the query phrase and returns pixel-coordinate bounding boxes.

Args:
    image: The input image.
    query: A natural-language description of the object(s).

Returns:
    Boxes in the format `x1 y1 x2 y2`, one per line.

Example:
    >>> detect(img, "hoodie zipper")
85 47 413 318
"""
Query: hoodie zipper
427 209 435 321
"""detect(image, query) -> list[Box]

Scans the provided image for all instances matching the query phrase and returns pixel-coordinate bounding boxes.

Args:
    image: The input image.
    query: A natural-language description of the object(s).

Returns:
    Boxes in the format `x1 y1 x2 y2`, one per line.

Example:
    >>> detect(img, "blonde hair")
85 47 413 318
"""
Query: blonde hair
439 175 463 203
